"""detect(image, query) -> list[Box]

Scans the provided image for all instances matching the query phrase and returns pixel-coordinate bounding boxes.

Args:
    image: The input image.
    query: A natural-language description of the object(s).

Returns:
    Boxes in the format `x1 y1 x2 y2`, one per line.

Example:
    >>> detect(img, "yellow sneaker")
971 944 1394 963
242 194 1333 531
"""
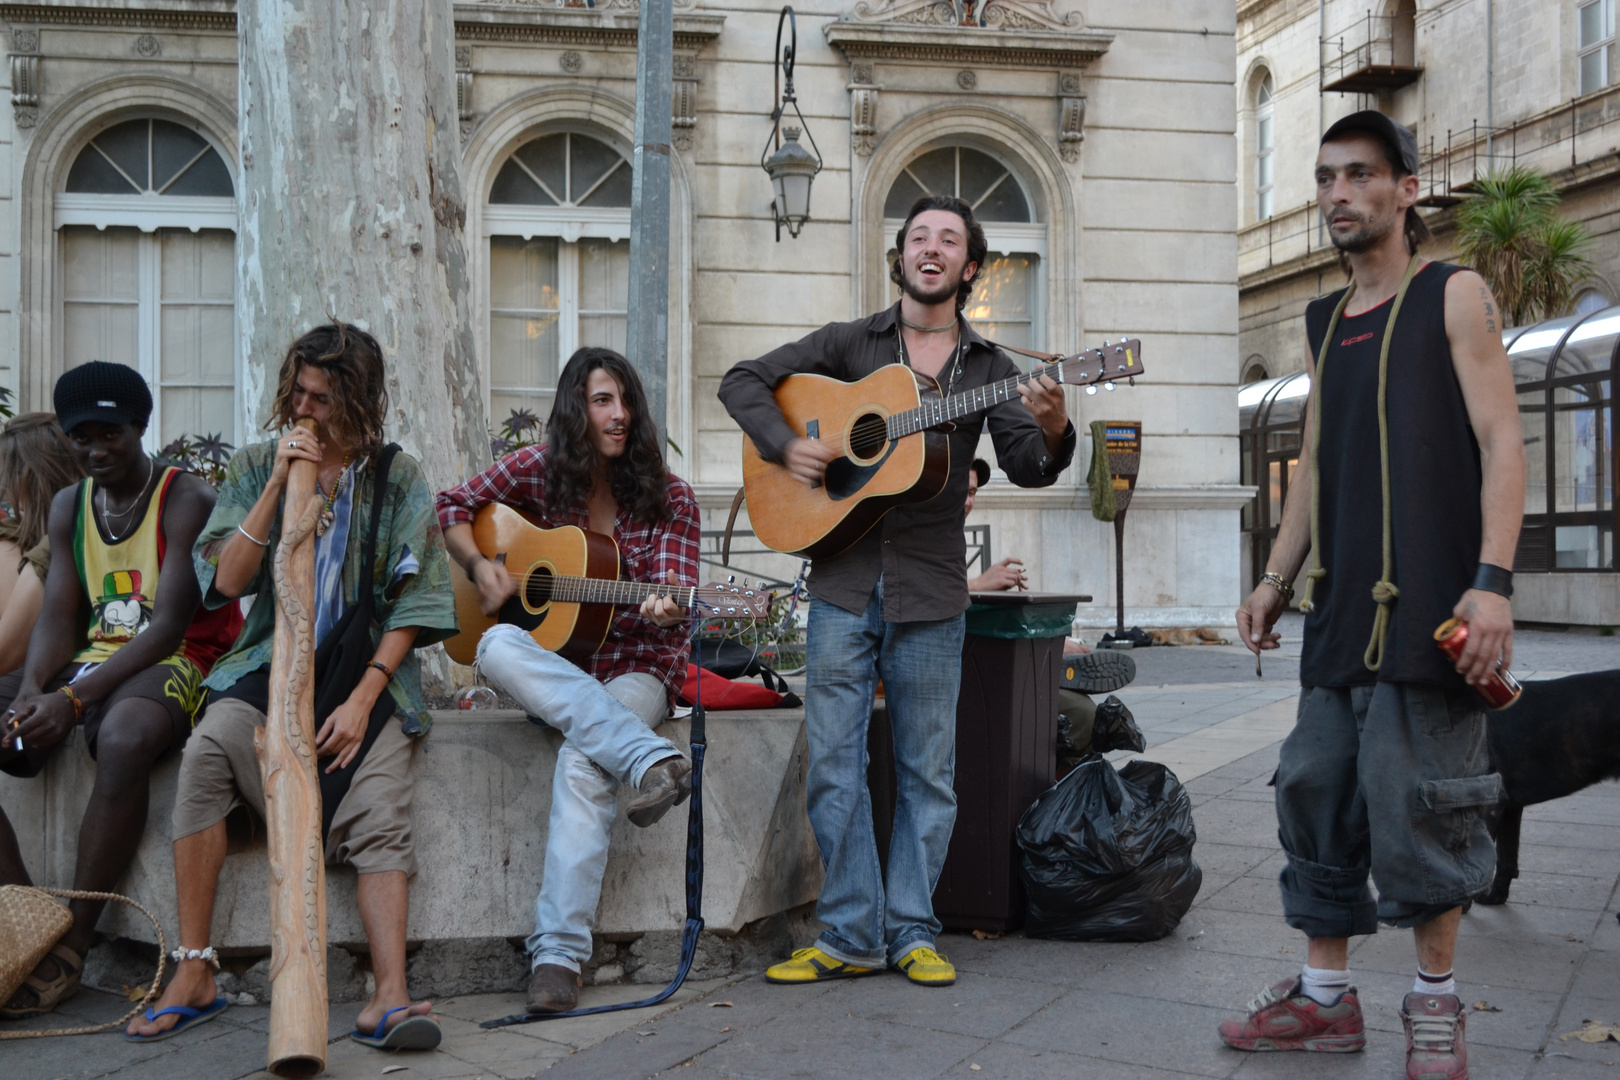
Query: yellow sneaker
895 946 956 987
765 947 879 984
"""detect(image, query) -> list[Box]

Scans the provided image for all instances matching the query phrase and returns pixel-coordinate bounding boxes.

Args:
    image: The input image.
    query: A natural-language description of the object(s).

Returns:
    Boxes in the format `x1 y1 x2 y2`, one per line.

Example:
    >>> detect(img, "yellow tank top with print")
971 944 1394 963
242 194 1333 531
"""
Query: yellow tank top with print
72 466 174 664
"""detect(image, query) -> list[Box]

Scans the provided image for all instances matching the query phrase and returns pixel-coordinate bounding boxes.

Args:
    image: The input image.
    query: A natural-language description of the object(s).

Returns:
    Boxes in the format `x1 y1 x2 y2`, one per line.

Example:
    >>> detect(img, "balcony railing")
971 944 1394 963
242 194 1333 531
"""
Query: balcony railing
1241 83 1620 280
1321 11 1422 94
1239 202 1324 279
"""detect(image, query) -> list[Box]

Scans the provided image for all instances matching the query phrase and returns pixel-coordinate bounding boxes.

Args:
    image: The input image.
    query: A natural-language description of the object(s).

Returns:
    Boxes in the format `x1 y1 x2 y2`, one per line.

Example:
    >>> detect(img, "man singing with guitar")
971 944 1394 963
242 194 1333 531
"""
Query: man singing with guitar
436 347 701 1015
719 194 1076 988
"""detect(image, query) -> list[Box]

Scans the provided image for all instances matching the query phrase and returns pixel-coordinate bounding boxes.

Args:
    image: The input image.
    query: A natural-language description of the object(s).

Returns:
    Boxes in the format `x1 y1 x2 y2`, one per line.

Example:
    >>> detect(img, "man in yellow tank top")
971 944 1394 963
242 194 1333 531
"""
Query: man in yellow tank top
0 362 235 1021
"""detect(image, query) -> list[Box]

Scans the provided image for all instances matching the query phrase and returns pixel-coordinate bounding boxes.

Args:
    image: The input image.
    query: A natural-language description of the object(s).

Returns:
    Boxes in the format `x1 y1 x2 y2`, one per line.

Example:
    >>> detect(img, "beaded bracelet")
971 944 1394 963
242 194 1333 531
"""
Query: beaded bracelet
367 660 395 682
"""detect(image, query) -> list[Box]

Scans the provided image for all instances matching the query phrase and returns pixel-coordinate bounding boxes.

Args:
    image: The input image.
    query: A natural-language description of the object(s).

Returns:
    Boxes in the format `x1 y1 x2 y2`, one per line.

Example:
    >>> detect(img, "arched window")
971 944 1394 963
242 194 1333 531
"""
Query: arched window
882 145 1046 350
1243 358 1270 384
1255 74 1275 222
485 131 632 422
1575 288 1612 317
55 118 236 448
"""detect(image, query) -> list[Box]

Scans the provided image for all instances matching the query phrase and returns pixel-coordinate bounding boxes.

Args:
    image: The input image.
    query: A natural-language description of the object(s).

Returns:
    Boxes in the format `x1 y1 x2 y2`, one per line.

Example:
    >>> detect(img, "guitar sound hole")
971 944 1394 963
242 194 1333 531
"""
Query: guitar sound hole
524 568 554 609
848 412 887 462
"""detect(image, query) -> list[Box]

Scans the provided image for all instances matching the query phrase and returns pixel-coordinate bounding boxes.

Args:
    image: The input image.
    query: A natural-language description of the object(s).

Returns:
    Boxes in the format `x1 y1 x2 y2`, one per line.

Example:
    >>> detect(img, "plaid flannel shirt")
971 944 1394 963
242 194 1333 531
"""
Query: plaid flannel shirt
436 446 701 705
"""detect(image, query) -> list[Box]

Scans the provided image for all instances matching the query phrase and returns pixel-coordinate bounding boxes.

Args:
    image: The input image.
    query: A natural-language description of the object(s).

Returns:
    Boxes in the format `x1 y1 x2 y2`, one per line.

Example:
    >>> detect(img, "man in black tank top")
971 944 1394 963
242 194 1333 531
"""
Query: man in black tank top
1218 112 1526 1080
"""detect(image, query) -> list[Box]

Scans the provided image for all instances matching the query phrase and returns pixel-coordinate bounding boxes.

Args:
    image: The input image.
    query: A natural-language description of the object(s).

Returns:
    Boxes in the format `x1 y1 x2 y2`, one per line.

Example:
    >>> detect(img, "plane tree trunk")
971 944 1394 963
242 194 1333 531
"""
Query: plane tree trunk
236 0 488 492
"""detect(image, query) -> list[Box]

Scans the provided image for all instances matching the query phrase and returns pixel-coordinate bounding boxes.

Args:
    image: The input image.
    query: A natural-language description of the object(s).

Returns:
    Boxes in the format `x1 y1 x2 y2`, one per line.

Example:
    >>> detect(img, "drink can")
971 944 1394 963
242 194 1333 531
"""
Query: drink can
1433 617 1523 710
456 686 498 711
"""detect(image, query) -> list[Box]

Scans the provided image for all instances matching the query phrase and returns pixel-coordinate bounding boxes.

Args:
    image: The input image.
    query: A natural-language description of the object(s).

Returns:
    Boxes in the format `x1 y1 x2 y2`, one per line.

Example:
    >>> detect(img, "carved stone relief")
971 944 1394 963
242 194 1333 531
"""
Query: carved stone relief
847 64 880 158
11 55 39 109
11 29 37 54
455 45 473 69
1058 91 1085 162
672 74 698 151
133 33 160 57
849 0 1083 30
560 50 583 73
956 69 976 89
457 71 474 119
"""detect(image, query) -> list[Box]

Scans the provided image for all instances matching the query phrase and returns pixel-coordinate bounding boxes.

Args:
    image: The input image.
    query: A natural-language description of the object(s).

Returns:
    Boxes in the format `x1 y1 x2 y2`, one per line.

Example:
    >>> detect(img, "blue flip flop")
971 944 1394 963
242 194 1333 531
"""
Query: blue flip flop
350 1004 442 1051
124 997 229 1042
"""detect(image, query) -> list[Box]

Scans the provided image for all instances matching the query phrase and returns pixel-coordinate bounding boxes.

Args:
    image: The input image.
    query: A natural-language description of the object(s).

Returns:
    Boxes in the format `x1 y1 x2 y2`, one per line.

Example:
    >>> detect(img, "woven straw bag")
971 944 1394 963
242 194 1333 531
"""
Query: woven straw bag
0 885 167 1039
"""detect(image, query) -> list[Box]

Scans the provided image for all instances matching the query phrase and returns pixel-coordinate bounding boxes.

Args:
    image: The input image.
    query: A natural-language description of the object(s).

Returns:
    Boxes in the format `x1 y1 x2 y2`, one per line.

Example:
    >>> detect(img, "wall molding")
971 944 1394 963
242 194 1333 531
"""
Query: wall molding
0 4 235 31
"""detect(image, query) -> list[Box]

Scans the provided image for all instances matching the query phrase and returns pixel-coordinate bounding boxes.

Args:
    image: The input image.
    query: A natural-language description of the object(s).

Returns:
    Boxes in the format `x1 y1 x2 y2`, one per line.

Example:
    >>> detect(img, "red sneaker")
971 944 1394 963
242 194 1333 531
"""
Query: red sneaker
1402 992 1468 1080
1218 976 1367 1052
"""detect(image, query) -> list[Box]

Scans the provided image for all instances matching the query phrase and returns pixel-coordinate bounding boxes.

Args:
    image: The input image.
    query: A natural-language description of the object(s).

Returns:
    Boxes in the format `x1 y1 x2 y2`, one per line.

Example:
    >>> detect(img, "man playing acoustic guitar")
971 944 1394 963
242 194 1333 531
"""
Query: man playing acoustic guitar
436 346 701 1015
719 194 1076 988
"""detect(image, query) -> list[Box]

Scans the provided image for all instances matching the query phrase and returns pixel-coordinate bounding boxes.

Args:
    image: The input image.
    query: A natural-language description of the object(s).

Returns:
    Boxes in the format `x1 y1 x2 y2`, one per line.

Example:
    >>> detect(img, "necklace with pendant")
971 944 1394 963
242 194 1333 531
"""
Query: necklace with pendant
314 453 353 537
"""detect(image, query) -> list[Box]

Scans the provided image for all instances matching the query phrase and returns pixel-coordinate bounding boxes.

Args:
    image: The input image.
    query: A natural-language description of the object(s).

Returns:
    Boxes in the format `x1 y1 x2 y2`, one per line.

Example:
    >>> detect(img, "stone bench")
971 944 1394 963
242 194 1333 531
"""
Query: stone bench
0 706 820 986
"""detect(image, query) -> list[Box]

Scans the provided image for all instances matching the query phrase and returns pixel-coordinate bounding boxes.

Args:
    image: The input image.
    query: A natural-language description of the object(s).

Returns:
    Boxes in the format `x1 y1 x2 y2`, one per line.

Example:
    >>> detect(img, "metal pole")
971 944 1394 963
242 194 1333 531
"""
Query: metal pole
628 0 673 435
1113 514 1126 634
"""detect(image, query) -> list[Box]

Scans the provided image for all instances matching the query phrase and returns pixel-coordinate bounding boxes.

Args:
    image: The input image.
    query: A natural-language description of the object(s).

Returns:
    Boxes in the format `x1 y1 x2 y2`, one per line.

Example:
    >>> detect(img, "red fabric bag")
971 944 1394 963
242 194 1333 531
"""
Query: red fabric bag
678 663 786 710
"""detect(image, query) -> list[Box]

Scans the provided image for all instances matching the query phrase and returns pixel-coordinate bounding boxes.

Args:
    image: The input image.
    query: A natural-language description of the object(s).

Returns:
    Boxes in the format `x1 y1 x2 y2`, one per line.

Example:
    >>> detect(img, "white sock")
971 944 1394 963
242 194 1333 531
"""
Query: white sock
1414 969 1456 997
1301 964 1351 1005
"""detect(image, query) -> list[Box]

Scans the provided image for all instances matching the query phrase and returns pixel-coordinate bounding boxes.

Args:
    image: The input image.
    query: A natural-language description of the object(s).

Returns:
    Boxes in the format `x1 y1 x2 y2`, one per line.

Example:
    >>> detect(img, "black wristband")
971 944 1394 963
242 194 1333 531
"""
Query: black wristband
1472 562 1513 599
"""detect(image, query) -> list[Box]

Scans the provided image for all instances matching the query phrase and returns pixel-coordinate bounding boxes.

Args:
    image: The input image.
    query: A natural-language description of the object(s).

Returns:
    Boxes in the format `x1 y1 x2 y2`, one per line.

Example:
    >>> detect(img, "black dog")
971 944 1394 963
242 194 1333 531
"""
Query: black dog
1479 670 1620 905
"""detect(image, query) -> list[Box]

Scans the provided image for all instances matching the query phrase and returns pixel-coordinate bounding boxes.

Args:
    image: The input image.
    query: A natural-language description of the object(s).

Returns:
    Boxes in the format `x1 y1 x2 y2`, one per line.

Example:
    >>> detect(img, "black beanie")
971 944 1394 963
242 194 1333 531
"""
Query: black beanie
53 361 153 434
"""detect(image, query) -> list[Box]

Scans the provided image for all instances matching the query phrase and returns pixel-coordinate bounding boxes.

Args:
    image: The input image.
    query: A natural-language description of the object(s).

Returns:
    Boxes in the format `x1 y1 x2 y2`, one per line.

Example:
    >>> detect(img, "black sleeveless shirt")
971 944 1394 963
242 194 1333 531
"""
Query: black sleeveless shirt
1299 261 1482 690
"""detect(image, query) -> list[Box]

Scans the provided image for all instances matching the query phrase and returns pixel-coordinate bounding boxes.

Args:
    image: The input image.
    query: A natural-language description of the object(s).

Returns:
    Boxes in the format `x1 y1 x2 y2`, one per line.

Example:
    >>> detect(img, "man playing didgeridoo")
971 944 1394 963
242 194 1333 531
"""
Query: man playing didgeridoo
0 363 237 1020
437 346 700 1015
719 194 1076 988
128 324 457 1050
1220 112 1525 1080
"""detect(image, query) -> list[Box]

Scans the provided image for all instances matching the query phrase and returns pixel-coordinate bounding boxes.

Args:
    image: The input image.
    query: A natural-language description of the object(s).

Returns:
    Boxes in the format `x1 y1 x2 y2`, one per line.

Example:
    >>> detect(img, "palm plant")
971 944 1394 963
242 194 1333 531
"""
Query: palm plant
1454 166 1595 326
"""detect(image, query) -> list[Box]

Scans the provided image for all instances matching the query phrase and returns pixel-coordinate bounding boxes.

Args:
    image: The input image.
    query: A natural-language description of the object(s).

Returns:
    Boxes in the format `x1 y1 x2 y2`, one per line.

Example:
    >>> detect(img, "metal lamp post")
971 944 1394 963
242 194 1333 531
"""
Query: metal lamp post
760 6 823 241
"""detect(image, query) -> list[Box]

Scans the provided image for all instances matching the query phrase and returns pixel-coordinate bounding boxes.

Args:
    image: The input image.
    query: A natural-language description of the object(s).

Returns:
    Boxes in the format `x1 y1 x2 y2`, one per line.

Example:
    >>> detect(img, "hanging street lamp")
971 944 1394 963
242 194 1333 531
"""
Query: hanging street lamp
760 6 823 241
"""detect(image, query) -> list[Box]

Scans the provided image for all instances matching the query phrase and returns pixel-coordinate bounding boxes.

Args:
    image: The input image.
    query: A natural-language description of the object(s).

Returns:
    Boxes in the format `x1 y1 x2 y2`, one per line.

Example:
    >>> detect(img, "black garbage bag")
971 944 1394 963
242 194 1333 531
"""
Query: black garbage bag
1017 755 1201 941
1090 695 1146 754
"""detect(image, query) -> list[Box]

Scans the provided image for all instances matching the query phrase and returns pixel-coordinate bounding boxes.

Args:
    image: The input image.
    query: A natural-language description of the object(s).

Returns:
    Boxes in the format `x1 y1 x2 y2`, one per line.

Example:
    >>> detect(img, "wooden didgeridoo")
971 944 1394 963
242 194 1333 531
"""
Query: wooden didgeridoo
257 417 328 1078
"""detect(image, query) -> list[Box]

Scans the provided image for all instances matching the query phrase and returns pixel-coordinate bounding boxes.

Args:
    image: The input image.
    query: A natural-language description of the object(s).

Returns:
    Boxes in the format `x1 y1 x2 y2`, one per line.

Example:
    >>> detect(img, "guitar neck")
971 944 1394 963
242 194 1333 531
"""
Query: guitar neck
887 362 1065 438
546 576 696 608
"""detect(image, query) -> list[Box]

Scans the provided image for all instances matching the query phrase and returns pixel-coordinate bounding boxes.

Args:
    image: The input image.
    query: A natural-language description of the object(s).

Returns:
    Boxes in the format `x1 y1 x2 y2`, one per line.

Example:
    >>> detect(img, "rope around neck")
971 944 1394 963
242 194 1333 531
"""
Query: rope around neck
1298 253 1423 673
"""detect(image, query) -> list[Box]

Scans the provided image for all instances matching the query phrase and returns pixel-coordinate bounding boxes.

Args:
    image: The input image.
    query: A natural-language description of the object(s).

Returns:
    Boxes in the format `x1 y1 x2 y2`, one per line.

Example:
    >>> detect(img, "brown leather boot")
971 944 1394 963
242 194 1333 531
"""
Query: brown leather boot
626 756 692 827
525 964 581 1014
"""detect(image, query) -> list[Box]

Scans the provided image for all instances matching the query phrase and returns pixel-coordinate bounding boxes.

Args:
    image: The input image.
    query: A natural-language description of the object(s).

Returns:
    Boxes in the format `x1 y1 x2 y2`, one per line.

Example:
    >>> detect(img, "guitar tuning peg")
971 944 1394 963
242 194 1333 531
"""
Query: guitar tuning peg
727 574 735 584
1104 381 1116 391
1128 376 1136 387
1085 385 1098 396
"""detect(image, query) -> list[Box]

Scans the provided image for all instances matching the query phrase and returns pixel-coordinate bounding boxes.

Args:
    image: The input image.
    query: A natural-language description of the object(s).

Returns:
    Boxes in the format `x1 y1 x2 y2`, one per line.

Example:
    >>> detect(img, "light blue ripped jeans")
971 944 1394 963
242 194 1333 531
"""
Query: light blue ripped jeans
476 624 677 972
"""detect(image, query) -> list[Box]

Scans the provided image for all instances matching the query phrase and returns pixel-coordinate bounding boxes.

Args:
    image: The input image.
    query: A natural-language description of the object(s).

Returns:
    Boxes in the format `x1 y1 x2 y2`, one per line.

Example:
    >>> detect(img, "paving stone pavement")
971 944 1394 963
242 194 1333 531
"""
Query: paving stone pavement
6 623 1620 1079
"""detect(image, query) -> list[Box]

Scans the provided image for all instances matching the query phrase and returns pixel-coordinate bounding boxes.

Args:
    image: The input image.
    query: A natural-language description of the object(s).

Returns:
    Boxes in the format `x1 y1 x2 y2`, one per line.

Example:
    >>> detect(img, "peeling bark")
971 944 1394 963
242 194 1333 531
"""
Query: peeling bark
237 0 489 494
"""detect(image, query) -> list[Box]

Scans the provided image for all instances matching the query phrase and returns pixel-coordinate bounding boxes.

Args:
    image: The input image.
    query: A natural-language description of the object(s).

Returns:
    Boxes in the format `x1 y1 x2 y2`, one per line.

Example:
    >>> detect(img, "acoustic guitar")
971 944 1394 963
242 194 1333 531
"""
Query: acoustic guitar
445 503 772 665
741 339 1145 558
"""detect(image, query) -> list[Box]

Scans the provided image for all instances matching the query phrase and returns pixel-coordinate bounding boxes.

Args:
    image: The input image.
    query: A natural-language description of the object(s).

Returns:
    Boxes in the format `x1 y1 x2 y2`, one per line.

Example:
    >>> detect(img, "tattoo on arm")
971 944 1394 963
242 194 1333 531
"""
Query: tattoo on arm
1480 286 1497 334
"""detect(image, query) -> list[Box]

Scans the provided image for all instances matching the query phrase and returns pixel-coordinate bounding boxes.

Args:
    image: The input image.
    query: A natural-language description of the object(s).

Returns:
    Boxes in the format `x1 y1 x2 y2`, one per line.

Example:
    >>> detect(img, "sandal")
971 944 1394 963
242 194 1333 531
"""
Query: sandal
350 1004 442 1051
0 943 83 1019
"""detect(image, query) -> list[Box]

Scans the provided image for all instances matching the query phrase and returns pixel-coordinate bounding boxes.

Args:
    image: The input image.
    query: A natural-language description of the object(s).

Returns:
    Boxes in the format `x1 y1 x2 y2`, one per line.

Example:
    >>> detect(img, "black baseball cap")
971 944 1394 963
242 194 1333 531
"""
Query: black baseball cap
1321 110 1420 177
54 361 153 434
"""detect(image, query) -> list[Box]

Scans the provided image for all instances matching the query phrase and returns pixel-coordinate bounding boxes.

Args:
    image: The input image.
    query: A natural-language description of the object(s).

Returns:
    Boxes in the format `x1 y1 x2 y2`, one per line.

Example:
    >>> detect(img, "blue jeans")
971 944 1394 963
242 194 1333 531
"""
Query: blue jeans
476 625 677 971
804 586 965 968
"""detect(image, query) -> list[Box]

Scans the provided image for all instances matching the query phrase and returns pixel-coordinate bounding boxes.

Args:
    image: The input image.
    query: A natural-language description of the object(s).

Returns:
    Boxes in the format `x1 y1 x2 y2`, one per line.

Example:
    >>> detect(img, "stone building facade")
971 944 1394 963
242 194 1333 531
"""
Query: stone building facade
1238 0 1620 624
0 0 1243 628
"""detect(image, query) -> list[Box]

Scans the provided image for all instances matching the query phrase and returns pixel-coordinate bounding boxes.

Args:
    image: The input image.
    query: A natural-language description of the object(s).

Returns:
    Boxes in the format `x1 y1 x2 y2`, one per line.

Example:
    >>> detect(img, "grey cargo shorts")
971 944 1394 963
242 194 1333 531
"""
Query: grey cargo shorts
1274 682 1503 939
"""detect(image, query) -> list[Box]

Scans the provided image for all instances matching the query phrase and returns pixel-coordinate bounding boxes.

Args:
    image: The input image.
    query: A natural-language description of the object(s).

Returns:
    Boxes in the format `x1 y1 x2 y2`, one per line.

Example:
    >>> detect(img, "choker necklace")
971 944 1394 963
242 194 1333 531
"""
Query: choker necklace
899 313 958 334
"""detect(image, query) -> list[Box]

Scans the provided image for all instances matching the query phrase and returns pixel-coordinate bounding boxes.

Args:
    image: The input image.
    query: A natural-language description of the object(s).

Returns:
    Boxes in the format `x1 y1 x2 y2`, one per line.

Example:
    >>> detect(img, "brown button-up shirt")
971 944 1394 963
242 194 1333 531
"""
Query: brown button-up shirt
718 303 1077 622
